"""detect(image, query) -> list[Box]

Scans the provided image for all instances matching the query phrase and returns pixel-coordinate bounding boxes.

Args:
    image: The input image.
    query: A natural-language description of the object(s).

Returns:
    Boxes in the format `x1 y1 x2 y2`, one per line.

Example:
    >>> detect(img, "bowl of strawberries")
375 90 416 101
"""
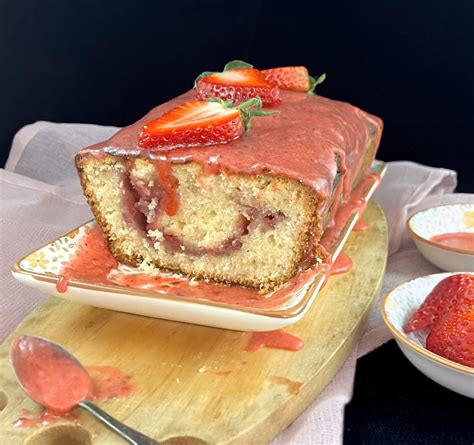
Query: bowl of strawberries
382 272 474 398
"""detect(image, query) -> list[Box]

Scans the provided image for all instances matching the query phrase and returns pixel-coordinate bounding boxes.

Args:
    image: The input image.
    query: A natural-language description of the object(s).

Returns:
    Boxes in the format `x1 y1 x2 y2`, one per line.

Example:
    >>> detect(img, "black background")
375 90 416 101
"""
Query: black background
1 1 473 443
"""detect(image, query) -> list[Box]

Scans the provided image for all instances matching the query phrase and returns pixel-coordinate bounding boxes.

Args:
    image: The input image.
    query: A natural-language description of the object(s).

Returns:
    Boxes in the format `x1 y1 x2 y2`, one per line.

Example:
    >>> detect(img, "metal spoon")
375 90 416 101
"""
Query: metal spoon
10 335 160 445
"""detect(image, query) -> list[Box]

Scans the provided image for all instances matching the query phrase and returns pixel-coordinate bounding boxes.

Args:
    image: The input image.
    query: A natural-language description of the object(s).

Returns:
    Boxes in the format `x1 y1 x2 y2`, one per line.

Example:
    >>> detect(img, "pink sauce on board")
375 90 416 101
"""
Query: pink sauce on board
246 330 304 352
353 219 369 232
12 336 135 428
86 366 135 400
430 232 474 253
268 375 303 394
331 252 353 275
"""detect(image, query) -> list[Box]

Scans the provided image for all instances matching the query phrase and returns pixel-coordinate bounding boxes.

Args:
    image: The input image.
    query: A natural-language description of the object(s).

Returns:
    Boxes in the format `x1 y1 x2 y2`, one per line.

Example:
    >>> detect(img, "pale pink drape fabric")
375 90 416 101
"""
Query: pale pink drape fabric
1 122 471 444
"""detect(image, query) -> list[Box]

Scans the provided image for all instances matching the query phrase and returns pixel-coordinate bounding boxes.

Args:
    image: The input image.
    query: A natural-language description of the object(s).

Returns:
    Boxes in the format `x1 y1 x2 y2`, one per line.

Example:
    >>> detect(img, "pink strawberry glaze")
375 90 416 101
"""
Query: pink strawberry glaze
79 90 383 234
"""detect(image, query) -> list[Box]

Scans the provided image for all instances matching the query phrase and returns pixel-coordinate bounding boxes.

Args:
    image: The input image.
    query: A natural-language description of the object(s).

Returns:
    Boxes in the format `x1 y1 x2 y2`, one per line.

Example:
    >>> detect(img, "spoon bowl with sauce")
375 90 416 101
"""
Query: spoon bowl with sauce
10 335 160 444
407 203 474 272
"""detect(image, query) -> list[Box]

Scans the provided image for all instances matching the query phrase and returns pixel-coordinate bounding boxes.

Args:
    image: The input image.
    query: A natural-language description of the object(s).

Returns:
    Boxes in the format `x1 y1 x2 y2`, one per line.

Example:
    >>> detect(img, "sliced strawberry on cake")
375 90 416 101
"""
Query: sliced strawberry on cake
138 97 274 150
194 60 281 106
262 66 326 93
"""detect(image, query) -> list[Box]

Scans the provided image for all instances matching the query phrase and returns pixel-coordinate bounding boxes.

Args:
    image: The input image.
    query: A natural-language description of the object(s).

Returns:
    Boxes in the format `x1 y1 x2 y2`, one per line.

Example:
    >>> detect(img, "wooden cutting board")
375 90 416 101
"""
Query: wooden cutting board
0 201 387 445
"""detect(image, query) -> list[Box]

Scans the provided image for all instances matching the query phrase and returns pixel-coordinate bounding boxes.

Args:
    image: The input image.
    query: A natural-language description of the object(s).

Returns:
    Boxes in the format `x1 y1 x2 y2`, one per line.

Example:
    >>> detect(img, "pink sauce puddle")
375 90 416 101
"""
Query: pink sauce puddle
331 252 353 275
430 232 474 253
268 375 303 394
246 330 304 352
353 219 369 232
86 366 135 400
56 225 323 309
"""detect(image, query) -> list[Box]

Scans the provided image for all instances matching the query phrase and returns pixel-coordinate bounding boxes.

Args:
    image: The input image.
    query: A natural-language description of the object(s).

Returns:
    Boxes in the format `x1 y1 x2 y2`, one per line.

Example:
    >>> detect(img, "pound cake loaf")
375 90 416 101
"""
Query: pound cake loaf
76 63 383 291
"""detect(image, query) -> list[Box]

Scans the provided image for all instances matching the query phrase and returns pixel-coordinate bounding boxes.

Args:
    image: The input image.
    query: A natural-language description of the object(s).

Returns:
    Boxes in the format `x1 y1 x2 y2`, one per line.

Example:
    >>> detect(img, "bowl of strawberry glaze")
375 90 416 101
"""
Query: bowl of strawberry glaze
381 272 474 398
407 203 474 272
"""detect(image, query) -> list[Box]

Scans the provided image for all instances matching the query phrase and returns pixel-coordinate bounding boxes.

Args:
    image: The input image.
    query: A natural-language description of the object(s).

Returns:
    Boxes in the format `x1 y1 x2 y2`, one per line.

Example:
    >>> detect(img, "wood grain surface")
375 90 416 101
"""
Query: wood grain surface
0 201 387 445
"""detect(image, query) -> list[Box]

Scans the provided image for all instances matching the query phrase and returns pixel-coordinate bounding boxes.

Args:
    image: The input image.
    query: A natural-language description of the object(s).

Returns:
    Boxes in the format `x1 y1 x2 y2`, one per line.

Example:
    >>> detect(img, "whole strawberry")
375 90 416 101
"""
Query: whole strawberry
194 60 281 106
404 274 474 333
426 304 474 368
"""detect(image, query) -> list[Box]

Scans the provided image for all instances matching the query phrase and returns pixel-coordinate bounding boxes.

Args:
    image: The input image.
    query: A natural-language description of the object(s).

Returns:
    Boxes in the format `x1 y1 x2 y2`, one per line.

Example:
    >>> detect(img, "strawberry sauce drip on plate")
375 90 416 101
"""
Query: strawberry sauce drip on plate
56 225 118 293
55 224 325 309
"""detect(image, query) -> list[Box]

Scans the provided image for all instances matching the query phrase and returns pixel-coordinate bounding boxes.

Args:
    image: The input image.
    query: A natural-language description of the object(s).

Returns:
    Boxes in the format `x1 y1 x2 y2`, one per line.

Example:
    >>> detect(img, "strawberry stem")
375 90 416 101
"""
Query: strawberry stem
223 60 254 71
308 73 326 94
194 71 215 87
194 60 255 86
236 97 278 131
203 97 277 132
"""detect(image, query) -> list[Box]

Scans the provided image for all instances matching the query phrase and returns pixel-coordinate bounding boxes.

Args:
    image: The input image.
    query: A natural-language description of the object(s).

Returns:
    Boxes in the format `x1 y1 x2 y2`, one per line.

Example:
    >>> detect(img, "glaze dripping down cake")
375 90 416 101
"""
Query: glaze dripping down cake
76 63 383 291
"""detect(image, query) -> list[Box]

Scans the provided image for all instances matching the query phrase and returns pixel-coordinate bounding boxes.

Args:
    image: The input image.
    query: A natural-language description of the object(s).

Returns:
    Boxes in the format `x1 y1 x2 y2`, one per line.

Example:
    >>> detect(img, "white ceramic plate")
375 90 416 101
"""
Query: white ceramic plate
407 203 474 271
12 161 385 332
382 272 474 398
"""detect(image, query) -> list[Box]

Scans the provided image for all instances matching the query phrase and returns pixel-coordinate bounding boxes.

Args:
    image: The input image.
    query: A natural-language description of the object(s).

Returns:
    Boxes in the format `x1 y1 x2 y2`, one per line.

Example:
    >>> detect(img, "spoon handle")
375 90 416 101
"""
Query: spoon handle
78 400 160 445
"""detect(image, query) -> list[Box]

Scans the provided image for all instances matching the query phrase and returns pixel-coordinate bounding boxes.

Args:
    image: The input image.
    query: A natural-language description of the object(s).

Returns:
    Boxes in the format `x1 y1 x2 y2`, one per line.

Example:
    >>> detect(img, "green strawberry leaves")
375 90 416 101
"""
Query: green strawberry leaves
205 97 278 132
223 60 254 71
308 73 326 94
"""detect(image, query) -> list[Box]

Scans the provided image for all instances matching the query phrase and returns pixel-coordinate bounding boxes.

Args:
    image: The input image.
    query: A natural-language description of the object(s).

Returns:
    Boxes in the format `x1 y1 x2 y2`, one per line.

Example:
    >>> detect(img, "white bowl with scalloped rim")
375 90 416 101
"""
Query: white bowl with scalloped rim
407 203 474 272
382 272 474 398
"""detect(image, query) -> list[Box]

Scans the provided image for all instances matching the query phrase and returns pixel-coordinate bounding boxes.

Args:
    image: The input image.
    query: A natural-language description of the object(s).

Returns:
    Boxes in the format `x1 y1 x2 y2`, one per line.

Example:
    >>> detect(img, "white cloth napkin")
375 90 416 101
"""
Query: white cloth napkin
1 121 471 444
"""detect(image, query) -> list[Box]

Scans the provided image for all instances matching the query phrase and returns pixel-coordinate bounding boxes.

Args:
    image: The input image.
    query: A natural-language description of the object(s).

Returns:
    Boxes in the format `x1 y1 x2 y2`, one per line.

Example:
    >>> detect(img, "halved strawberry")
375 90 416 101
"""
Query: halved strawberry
426 303 474 368
404 274 474 333
262 66 326 93
194 60 281 106
137 97 275 150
